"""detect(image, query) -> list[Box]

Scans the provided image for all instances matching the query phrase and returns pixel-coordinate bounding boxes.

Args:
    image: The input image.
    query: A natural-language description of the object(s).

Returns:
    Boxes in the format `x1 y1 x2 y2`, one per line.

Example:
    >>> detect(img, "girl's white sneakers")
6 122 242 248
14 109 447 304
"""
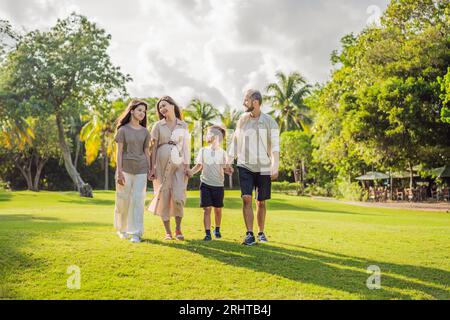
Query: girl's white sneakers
117 231 129 239
117 231 140 243
130 235 141 243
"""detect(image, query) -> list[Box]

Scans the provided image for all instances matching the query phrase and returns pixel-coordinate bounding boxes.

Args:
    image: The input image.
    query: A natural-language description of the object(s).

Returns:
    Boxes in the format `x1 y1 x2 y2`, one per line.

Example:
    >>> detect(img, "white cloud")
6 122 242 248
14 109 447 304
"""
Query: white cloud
0 0 389 109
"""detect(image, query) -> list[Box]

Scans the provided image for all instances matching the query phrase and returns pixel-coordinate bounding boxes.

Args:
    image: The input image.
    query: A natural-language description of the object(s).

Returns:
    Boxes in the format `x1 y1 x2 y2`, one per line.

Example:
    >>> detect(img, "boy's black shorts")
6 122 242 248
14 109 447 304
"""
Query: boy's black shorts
238 166 271 201
200 182 224 208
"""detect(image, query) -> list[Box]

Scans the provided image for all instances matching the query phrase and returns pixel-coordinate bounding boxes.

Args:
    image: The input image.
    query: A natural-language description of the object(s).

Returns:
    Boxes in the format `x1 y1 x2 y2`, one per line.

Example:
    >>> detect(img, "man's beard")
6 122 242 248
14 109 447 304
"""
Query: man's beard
244 106 254 113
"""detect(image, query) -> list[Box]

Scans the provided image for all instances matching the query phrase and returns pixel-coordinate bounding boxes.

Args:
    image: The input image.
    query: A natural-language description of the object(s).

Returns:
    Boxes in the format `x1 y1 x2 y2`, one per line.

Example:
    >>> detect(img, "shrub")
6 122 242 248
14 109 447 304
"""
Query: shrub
304 183 335 197
0 178 10 191
272 181 302 195
336 180 364 201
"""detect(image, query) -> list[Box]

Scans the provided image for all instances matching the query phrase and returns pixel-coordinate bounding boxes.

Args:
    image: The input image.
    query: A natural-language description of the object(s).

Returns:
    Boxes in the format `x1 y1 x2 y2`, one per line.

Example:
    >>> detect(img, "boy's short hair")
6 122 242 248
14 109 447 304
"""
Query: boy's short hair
208 125 226 141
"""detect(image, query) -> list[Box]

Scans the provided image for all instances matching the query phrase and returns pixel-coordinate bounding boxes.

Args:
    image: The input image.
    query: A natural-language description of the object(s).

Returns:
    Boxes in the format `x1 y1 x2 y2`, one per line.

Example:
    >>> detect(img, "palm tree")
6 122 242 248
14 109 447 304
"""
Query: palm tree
220 105 242 189
185 99 219 147
0 94 34 150
9 117 60 192
143 97 158 124
0 117 33 150
80 100 124 190
265 71 312 132
220 105 242 130
0 117 35 190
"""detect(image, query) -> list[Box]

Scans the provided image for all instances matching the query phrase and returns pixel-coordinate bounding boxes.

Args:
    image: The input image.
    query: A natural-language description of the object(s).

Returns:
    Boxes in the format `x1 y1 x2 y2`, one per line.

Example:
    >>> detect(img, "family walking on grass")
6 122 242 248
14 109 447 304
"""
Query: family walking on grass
113 89 280 246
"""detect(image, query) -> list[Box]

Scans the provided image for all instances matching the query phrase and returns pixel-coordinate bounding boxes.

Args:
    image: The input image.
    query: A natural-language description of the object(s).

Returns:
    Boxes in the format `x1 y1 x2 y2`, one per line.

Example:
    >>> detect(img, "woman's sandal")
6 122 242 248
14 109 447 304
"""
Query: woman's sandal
164 233 173 240
175 230 185 241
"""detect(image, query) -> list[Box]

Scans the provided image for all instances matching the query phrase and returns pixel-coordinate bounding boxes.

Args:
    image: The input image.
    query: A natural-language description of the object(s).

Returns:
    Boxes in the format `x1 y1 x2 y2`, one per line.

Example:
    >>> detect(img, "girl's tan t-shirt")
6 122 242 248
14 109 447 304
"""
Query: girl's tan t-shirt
114 124 150 175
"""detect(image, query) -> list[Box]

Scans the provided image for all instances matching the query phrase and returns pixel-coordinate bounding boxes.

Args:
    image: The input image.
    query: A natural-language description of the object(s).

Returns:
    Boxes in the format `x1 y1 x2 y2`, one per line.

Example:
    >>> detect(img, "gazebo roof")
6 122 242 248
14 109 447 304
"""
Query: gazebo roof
391 171 420 179
430 165 450 178
355 171 389 181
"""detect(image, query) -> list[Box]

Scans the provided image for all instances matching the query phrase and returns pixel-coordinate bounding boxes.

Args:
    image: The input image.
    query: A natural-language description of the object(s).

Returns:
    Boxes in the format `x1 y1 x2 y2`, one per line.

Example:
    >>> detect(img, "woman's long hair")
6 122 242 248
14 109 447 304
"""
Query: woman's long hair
116 99 148 130
156 96 183 120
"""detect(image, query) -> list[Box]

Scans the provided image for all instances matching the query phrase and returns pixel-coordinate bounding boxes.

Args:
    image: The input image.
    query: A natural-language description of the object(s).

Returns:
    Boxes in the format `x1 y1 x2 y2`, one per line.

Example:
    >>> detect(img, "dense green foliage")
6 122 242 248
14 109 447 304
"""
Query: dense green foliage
309 0 450 195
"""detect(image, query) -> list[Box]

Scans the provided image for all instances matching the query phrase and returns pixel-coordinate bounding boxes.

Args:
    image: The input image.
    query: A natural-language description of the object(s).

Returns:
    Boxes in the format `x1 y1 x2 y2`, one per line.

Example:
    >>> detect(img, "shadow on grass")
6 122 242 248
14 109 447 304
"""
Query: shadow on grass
58 198 115 206
185 195 376 216
266 199 378 216
0 214 60 222
0 213 109 299
0 192 13 202
144 238 450 299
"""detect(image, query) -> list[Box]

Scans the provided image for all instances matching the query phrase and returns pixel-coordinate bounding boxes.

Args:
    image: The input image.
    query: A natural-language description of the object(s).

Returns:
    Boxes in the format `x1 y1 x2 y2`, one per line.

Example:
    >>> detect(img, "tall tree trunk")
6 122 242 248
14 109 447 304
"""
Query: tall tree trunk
55 112 93 197
17 165 33 191
74 134 81 170
408 161 414 190
100 140 109 190
33 158 47 191
104 154 109 190
300 159 305 186
293 169 300 183
72 135 81 191
14 155 34 191
389 171 393 201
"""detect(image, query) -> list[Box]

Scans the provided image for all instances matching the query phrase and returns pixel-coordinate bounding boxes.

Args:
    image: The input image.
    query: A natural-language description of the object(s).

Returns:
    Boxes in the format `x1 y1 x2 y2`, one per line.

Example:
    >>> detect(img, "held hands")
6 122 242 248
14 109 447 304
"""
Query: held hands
271 169 279 181
148 167 156 181
117 171 126 186
224 165 234 176
184 165 193 178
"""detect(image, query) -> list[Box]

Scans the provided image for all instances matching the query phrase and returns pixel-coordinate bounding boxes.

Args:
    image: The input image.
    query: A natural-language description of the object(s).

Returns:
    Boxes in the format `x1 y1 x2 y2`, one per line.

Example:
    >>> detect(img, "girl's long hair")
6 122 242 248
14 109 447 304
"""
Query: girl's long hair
156 96 183 120
116 99 148 130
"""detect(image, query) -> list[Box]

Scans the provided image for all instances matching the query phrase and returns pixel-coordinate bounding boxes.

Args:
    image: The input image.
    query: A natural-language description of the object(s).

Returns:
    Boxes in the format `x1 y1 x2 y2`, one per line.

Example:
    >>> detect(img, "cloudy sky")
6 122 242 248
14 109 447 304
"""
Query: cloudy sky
0 0 389 108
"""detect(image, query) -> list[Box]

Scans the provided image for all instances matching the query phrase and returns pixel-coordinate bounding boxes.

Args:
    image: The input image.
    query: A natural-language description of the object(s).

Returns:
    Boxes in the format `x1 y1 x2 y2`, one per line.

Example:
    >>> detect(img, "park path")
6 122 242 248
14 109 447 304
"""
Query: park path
312 197 450 212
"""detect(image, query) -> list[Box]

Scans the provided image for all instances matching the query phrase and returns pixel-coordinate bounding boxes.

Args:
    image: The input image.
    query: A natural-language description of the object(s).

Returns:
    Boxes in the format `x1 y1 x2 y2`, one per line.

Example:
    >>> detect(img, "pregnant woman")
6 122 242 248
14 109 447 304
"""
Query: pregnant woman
148 96 190 240
114 99 151 243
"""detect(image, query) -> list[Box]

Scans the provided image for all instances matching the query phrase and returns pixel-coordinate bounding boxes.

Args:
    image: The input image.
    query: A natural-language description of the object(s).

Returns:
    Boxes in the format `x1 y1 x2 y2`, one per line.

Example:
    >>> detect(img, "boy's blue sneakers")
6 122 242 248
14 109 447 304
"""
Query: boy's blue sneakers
257 232 268 243
203 234 212 241
242 233 257 246
213 229 222 239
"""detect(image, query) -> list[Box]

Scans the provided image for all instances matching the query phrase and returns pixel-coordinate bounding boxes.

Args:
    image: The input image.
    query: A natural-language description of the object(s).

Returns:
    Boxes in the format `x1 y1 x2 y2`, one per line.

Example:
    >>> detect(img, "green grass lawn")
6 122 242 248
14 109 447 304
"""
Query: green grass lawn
1 190 449 300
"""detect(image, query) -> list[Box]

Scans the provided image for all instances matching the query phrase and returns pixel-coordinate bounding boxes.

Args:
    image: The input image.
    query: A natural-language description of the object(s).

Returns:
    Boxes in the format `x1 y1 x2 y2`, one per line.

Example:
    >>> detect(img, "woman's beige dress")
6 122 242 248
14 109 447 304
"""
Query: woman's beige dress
148 118 190 221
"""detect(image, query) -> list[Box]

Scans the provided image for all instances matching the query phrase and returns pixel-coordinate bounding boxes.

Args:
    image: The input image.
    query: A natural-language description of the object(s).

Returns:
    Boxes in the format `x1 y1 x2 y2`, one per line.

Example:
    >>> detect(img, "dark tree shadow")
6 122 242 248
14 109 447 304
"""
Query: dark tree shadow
0 214 59 222
185 195 378 216
143 239 450 300
0 192 13 202
266 199 379 216
58 198 115 206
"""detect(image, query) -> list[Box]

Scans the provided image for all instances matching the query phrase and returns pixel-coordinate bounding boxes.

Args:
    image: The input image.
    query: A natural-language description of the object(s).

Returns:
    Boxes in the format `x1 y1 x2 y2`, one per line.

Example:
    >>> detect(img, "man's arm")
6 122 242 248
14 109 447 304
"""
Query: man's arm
225 127 239 173
271 151 279 180
270 121 280 180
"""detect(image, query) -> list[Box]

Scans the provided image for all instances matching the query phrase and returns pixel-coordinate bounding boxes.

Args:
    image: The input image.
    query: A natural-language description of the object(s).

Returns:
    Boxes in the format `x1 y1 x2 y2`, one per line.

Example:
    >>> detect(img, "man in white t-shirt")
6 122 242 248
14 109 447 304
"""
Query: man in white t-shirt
226 89 280 246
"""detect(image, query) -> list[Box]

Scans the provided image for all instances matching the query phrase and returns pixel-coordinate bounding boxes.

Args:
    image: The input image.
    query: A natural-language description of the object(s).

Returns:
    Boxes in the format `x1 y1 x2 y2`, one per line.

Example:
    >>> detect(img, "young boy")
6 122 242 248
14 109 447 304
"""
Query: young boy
189 125 228 241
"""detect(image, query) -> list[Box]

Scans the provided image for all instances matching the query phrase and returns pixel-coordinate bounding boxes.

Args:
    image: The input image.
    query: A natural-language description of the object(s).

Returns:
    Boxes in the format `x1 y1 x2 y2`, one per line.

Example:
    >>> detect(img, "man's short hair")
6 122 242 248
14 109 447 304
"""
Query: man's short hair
208 125 226 141
246 89 262 105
